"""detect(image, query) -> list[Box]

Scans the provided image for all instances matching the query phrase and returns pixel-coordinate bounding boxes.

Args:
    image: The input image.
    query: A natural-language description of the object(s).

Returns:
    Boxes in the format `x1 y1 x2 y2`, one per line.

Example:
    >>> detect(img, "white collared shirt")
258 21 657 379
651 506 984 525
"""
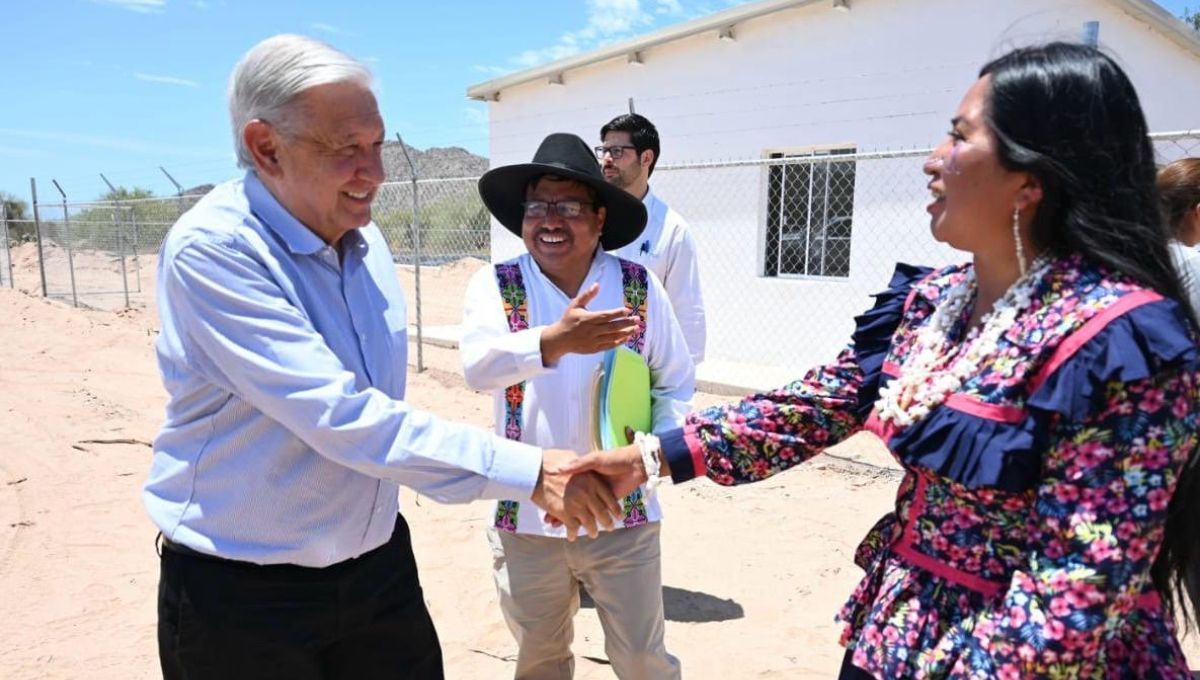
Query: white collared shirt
609 188 706 364
1170 241 1200 323
461 251 695 538
145 173 542 567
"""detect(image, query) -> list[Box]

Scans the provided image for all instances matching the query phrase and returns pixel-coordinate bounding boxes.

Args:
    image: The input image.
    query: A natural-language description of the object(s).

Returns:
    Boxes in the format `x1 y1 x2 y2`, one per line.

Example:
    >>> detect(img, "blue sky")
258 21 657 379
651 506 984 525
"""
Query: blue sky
1 0 1195 203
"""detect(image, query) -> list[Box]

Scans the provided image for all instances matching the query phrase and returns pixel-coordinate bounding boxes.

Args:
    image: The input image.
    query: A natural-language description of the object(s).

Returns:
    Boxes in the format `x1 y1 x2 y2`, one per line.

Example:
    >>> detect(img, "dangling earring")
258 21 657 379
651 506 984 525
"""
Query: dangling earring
1012 207 1027 277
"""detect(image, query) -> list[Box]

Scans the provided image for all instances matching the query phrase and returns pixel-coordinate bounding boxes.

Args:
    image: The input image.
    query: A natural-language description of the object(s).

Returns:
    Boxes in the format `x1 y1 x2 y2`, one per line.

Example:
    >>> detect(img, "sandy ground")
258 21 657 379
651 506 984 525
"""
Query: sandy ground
1 243 1198 678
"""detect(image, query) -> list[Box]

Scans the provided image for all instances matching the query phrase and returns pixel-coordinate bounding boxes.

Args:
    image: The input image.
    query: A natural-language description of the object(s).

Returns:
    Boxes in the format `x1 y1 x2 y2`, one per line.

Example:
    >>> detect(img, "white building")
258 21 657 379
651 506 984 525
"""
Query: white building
467 0 1200 391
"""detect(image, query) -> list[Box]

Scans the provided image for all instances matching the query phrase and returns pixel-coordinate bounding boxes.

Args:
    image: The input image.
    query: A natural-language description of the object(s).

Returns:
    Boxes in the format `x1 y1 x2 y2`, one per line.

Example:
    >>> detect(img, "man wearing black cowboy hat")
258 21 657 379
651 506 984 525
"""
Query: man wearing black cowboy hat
461 132 693 679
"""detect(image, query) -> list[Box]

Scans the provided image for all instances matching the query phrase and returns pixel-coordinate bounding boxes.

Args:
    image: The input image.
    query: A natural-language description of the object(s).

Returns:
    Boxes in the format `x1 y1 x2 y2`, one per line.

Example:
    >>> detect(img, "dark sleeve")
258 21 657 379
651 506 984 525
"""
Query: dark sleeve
662 263 932 485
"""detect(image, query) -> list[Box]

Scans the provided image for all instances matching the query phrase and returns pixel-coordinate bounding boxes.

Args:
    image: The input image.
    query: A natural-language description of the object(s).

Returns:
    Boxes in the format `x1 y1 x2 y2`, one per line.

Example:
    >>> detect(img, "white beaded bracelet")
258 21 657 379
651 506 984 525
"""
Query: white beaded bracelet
633 432 663 497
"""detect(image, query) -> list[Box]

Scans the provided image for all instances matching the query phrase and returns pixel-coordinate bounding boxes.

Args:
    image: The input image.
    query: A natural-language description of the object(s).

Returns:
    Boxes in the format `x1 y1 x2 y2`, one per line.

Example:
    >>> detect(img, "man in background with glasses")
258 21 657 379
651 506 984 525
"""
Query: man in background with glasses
463 132 693 679
599 113 706 365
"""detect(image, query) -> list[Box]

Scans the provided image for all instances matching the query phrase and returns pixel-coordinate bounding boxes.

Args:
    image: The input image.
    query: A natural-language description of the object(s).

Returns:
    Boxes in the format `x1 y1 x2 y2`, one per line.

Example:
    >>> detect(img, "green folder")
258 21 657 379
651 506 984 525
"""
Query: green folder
591 346 652 449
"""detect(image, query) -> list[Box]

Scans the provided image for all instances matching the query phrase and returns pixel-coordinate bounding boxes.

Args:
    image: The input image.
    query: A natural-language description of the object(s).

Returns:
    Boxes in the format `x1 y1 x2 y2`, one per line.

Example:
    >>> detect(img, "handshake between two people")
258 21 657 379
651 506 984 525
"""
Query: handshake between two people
526 283 671 539
529 282 655 539
530 441 666 541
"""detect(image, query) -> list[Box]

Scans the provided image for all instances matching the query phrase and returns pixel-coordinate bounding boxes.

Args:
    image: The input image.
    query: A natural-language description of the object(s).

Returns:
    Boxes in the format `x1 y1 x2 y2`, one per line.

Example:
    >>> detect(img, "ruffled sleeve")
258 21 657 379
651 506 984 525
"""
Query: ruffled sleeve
928 298 1200 677
1025 298 1198 419
660 263 932 484
850 262 932 420
886 293 1200 494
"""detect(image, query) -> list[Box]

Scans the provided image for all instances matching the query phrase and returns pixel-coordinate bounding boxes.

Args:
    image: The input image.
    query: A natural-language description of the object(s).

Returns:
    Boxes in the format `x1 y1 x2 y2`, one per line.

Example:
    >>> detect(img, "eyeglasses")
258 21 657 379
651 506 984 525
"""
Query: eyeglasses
594 145 637 160
521 200 595 220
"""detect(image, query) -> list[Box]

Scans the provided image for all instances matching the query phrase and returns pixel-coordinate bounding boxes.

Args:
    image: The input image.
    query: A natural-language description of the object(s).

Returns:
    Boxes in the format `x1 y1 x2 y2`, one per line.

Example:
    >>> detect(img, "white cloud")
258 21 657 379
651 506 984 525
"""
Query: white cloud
473 64 511 77
486 0 655 74
655 0 683 14
585 0 649 35
0 146 46 159
89 0 166 13
512 43 585 70
463 107 489 126
134 72 199 87
311 22 354 36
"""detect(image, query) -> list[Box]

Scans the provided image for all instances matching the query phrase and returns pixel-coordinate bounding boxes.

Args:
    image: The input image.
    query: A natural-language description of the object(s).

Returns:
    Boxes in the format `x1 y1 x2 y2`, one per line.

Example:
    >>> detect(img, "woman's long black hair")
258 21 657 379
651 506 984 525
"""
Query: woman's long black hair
980 42 1200 630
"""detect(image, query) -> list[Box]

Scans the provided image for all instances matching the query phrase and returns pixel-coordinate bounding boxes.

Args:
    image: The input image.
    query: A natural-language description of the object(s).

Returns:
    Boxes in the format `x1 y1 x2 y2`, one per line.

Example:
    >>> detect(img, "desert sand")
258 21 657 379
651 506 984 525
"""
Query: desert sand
1 242 1197 679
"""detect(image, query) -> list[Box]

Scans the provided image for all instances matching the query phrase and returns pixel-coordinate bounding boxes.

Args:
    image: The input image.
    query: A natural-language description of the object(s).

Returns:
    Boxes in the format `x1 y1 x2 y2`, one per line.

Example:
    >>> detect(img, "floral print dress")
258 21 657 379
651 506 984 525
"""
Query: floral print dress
658 256 1200 678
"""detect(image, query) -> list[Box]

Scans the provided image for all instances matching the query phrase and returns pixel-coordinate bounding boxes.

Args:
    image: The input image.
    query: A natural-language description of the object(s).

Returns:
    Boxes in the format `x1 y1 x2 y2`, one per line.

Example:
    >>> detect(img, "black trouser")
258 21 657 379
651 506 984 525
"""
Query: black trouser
157 515 443 680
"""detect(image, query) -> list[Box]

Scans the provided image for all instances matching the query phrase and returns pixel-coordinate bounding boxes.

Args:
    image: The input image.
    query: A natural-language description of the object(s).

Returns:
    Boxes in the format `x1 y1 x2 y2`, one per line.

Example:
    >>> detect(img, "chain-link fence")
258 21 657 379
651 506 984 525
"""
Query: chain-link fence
18 191 203 309
371 176 491 370
0 204 12 289
644 130 1200 376
10 177 490 312
1153 130 1200 165
9 131 1198 378
646 147 954 376
374 177 490 265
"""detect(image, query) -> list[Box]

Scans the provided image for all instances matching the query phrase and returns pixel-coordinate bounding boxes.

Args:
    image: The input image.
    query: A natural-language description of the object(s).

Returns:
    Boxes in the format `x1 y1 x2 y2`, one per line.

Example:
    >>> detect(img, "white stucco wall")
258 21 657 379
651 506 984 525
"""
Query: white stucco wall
481 0 1200 378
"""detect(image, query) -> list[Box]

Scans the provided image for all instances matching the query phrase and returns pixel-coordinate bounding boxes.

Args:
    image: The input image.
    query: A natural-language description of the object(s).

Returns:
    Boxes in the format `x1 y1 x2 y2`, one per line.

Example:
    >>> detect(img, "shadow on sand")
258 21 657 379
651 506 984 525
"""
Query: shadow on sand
580 584 744 623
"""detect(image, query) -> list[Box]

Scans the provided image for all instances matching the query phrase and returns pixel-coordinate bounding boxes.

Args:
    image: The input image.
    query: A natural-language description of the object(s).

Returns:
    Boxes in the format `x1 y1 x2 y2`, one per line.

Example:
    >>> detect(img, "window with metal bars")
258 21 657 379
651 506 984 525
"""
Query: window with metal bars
764 146 856 278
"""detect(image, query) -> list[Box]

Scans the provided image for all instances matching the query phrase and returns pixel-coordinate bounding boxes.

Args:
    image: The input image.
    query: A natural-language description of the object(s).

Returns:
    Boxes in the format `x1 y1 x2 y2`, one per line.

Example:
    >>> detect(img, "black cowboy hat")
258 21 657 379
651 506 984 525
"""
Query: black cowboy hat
478 132 647 251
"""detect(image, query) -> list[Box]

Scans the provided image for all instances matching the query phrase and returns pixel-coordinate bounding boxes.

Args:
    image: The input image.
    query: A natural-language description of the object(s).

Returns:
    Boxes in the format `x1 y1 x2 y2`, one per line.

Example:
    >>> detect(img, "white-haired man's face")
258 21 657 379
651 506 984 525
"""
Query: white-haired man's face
247 81 385 245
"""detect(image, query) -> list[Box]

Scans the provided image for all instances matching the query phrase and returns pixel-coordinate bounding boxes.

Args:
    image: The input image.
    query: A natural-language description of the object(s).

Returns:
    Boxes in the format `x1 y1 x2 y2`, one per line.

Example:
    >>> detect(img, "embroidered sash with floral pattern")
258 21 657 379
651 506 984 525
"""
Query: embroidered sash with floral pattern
493 259 650 532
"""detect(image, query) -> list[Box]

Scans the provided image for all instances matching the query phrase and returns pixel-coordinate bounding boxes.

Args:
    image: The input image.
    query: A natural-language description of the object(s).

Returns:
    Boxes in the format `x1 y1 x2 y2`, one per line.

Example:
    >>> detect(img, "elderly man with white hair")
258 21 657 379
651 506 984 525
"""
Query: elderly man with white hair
144 34 622 680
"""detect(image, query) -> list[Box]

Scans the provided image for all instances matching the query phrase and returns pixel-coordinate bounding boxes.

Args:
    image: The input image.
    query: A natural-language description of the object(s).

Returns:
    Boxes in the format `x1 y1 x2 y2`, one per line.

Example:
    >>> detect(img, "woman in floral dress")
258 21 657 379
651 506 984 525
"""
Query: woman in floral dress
562 43 1200 678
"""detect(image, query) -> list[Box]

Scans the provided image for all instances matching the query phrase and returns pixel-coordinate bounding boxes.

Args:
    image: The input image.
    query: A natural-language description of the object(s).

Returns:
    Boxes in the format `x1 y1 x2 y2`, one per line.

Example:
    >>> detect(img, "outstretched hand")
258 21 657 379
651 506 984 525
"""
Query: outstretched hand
540 283 640 366
555 443 649 500
530 448 622 541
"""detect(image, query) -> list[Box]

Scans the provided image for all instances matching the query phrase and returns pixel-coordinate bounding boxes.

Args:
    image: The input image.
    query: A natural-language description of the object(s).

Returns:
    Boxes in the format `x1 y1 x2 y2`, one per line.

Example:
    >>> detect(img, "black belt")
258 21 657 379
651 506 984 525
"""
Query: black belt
157 533 226 561
155 529 401 570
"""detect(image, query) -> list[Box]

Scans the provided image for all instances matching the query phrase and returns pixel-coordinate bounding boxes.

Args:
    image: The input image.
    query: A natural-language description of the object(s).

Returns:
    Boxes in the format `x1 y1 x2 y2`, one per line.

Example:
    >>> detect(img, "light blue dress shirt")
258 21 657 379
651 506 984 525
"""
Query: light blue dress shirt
144 172 542 567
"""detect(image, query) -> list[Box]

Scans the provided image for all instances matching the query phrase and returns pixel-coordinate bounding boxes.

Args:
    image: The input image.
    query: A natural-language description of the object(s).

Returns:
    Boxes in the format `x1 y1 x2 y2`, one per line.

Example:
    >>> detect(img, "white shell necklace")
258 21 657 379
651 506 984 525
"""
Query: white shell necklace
875 256 1052 428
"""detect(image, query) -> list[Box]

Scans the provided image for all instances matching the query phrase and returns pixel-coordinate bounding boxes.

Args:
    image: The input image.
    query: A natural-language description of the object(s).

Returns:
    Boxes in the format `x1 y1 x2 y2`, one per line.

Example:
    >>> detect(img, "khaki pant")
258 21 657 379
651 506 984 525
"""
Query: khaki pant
488 522 681 680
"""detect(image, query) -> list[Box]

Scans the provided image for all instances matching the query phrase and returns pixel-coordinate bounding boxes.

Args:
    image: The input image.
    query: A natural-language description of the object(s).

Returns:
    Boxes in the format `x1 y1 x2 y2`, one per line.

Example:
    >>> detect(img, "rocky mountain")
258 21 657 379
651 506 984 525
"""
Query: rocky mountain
382 142 488 181
183 183 216 196
173 144 489 197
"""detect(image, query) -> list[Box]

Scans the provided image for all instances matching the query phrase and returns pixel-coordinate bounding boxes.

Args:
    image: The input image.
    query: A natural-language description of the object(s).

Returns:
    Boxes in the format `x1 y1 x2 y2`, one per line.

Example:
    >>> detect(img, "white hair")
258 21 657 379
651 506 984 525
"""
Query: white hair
228 34 373 169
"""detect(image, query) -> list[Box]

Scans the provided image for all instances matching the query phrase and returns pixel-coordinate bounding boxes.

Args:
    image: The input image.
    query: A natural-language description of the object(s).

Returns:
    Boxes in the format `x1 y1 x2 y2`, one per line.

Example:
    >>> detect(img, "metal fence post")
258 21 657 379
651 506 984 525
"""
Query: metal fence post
160 167 185 293
396 133 424 372
130 206 142 293
51 180 78 307
413 178 423 369
30 178 48 298
160 165 186 224
101 173 131 307
1 202 11 288
116 203 130 308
